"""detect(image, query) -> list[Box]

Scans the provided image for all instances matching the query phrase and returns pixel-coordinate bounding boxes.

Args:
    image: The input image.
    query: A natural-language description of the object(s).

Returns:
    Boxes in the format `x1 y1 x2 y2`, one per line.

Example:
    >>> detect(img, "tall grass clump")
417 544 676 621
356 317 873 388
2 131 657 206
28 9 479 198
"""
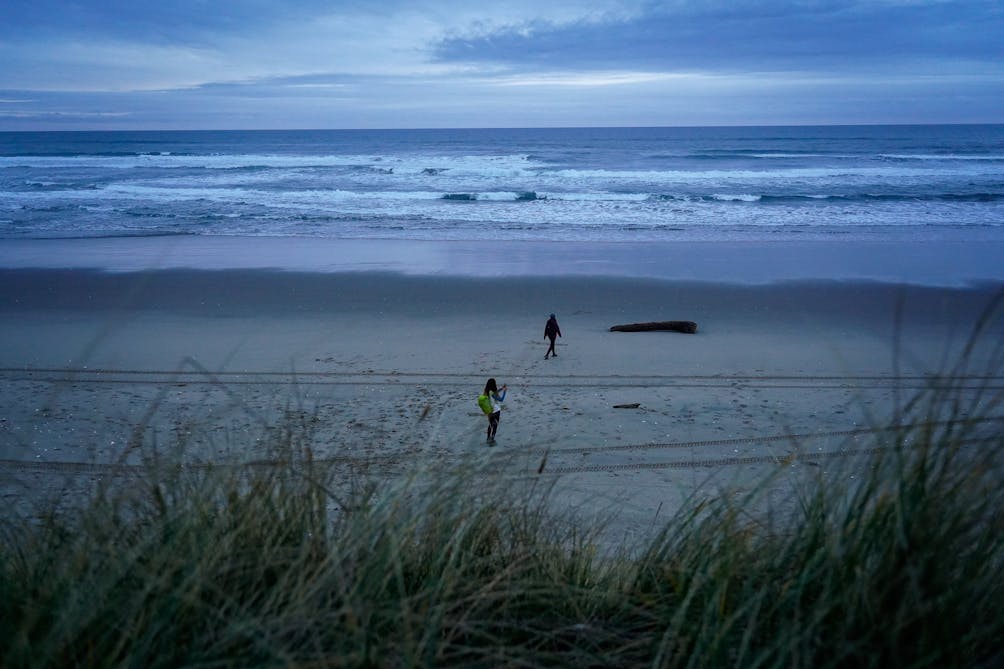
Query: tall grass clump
0 431 628 667
629 415 1003 667
3 325 1004 666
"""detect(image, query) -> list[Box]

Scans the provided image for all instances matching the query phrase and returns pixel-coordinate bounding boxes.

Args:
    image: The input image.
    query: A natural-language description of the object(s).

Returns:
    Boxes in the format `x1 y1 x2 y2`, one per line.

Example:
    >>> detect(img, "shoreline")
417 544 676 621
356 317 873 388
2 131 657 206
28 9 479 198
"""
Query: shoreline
2 268 1000 376
2 236 1004 286
3 266 1001 335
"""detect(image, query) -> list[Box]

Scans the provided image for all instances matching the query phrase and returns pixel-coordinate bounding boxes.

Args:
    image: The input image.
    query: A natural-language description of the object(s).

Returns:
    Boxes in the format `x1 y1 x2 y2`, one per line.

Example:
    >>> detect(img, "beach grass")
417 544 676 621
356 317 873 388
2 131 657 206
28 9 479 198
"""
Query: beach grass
3 347 1004 667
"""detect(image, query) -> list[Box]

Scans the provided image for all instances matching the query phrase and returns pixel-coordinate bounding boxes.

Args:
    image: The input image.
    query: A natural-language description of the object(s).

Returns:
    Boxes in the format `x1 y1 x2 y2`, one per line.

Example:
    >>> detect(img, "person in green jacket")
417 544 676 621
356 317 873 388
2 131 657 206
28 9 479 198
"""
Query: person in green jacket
480 377 507 444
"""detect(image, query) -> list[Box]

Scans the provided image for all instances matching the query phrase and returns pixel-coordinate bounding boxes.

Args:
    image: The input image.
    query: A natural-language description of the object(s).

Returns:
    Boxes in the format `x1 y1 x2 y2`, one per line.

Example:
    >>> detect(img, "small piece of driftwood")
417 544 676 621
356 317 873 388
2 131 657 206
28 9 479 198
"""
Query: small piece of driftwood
609 320 698 334
613 403 641 409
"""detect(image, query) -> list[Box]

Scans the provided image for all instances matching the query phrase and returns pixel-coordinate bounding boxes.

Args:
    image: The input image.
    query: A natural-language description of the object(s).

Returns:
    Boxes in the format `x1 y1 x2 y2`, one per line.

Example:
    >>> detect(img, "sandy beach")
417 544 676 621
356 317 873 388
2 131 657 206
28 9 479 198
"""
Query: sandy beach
2 257 1002 546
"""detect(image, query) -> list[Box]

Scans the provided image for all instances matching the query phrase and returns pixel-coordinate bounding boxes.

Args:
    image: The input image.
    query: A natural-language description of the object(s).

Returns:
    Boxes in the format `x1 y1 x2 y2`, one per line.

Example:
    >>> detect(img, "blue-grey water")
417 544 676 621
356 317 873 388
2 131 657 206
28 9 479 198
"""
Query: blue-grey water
2 125 1003 243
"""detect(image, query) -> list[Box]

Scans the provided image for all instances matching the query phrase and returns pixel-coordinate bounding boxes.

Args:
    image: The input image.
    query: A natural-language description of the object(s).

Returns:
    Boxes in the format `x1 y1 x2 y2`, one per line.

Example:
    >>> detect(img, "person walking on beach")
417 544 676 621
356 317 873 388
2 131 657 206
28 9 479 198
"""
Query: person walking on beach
479 378 507 444
544 313 562 359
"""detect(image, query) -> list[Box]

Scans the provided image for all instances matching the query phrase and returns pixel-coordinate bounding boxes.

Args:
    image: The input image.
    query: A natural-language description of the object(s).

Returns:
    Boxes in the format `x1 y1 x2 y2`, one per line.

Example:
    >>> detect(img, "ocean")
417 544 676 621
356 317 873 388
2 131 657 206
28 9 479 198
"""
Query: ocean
2 125 1004 243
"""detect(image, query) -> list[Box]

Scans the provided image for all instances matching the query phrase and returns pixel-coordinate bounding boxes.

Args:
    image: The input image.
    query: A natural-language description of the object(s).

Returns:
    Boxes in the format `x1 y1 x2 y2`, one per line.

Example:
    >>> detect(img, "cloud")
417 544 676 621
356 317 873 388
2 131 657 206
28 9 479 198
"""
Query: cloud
0 1 636 92
0 1 339 44
433 1 1004 75
0 109 129 119
488 71 686 87
0 1 1000 128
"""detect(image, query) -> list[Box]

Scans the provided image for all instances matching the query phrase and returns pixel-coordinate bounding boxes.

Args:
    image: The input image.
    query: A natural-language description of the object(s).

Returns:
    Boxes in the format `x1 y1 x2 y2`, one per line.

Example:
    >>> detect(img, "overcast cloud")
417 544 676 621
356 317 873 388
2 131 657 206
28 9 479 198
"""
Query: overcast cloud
0 0 1000 129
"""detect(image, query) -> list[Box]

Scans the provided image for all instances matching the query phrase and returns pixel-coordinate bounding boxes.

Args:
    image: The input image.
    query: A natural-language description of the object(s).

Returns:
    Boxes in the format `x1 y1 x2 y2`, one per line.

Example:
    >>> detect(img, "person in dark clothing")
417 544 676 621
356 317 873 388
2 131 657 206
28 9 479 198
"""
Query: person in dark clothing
544 313 561 359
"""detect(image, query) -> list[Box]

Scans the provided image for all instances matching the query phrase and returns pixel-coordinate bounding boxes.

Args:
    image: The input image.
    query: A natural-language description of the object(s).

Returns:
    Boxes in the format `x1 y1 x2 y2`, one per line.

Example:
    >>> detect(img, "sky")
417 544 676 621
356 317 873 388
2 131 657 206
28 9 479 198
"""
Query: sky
0 0 1002 130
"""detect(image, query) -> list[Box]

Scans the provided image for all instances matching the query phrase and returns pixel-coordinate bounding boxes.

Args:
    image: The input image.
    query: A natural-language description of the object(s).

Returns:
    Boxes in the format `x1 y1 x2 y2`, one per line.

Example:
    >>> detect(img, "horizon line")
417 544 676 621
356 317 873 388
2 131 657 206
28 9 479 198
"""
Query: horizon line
3 121 1004 134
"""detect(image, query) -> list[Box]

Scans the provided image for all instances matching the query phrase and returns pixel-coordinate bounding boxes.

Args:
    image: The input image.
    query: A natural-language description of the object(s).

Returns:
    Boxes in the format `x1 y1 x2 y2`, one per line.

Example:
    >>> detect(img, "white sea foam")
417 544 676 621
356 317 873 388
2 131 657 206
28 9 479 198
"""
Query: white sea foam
711 193 762 202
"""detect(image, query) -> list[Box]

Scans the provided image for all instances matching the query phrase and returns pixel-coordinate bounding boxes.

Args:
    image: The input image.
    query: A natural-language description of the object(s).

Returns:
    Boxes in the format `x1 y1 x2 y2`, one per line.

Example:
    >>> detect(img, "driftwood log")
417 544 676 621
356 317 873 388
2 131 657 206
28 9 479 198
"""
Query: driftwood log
609 320 698 334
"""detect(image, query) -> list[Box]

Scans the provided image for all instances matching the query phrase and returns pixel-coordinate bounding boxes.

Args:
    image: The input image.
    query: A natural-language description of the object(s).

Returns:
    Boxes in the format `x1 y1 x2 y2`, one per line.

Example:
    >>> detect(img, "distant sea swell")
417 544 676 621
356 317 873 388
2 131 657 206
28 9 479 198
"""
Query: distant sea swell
1 126 1003 242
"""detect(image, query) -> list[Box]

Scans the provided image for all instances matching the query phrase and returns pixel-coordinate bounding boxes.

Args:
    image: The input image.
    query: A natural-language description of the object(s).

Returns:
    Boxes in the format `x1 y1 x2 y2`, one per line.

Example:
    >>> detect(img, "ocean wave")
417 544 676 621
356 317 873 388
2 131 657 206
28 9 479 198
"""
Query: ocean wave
648 193 764 202
646 192 1004 204
686 152 845 160
748 153 854 159
9 181 1003 208
710 193 761 202
441 191 543 202
5 127 1004 245
547 192 648 202
0 152 544 176
550 166 947 181
880 154 1004 162
0 150 189 158
91 185 556 204
757 192 1004 204
8 180 101 192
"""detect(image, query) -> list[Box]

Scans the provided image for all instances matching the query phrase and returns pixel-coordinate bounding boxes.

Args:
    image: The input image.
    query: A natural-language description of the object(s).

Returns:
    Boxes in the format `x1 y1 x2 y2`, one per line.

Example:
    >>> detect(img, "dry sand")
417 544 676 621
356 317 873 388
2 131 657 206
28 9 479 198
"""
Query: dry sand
2 268 1002 547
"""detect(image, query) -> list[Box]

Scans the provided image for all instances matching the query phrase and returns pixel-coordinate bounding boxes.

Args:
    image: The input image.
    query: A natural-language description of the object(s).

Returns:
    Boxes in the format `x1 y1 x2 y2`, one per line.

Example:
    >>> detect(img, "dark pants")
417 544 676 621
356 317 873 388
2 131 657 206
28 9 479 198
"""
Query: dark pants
546 335 557 357
488 411 500 439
